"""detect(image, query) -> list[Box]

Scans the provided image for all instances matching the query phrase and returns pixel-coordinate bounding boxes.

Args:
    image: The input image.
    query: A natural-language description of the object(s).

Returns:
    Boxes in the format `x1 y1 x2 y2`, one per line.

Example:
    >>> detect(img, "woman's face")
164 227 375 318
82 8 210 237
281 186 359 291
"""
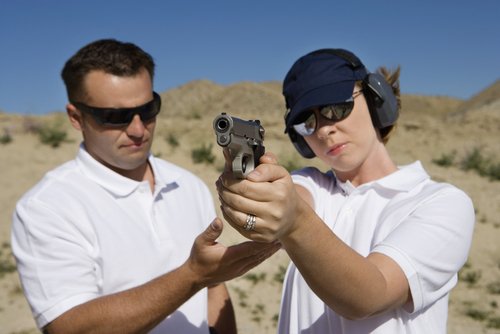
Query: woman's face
303 86 384 181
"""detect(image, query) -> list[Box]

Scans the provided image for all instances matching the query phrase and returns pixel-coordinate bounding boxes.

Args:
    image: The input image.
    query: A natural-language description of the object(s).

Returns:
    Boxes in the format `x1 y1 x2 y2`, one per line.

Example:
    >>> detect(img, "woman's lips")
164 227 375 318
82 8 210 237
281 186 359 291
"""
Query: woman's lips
327 143 347 156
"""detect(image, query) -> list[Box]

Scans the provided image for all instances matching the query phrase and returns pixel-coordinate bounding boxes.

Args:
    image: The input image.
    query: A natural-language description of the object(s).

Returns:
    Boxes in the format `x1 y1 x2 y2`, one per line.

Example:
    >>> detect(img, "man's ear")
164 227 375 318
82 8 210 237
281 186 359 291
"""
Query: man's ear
66 103 83 131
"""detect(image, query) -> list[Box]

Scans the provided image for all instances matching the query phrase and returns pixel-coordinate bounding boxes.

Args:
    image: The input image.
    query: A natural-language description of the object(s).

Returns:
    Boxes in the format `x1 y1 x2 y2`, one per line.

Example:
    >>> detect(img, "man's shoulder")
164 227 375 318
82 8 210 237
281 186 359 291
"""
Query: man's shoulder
151 156 207 187
17 159 80 204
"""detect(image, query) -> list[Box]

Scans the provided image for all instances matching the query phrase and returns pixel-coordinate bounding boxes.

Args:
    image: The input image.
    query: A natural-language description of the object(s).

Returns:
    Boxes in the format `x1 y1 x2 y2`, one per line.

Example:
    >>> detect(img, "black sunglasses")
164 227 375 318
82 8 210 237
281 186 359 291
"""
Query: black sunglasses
72 92 162 127
292 90 363 136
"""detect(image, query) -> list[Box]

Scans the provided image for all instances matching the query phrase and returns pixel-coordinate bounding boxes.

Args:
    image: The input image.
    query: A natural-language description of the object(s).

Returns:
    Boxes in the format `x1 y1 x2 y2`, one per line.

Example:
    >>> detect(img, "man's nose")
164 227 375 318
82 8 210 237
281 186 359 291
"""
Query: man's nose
126 114 146 137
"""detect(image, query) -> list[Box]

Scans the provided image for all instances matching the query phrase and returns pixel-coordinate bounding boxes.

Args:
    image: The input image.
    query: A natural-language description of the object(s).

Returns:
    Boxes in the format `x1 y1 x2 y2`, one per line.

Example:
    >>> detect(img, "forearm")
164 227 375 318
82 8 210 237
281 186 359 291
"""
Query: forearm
45 263 203 334
280 202 408 319
208 284 237 334
44 216 279 334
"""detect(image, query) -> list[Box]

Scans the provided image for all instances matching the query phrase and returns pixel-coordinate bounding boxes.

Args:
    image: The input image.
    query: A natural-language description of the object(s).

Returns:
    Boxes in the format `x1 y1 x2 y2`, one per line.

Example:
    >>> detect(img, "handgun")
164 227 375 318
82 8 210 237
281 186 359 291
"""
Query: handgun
213 113 265 178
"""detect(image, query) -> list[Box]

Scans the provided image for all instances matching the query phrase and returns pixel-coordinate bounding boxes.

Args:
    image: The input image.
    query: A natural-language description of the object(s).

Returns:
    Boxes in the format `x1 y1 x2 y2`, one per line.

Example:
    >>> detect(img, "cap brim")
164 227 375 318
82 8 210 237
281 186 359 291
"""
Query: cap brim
286 80 356 128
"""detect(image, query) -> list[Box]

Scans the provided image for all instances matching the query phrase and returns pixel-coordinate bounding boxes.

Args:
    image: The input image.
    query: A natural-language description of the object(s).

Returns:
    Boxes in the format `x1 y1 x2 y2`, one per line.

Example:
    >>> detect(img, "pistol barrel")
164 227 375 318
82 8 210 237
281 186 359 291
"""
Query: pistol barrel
213 113 265 178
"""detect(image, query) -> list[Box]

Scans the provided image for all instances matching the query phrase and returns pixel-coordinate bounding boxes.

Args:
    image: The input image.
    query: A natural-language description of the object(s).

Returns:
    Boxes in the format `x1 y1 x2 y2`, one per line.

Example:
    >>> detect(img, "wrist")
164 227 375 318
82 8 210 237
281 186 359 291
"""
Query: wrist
279 197 315 243
178 260 207 293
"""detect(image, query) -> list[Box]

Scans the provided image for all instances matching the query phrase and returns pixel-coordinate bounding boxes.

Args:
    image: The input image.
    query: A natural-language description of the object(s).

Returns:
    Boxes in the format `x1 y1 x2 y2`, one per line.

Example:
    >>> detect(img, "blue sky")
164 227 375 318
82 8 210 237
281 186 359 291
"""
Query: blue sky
1 0 499 115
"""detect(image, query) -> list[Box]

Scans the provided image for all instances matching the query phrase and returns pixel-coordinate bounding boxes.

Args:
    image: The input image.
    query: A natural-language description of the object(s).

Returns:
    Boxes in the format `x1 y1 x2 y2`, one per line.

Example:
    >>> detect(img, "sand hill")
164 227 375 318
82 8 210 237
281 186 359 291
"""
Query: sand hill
0 79 499 333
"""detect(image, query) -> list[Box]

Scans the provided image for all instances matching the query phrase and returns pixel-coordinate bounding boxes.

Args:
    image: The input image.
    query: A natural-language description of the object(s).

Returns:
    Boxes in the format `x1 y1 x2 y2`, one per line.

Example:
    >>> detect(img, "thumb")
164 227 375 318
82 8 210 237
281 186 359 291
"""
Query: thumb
223 148 232 172
201 218 223 243
247 162 289 183
260 152 279 165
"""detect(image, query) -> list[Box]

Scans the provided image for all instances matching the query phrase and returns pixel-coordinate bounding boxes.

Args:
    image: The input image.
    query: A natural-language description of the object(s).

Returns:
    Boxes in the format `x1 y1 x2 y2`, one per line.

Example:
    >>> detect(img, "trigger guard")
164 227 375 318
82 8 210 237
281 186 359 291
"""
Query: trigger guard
233 155 245 179
233 154 253 179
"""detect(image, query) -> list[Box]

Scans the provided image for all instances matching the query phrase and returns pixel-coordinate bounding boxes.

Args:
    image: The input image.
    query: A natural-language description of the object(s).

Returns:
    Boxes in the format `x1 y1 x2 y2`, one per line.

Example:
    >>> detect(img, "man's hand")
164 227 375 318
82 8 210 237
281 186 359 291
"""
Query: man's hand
186 217 281 289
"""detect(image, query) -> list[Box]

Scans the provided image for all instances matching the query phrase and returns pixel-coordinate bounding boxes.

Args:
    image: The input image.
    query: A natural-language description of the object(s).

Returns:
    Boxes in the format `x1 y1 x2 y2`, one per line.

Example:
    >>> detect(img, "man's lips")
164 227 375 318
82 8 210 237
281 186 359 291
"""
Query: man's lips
326 143 347 156
122 139 147 148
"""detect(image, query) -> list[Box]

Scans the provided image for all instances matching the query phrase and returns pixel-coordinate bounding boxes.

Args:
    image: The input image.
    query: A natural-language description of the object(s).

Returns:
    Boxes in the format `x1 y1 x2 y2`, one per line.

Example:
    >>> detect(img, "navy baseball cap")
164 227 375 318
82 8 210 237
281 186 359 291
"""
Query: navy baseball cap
283 48 368 130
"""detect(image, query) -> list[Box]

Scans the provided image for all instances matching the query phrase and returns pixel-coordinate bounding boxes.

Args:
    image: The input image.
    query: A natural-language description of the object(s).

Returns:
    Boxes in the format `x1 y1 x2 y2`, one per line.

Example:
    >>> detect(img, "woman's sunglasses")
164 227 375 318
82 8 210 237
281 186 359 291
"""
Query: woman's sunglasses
72 92 162 127
292 90 363 136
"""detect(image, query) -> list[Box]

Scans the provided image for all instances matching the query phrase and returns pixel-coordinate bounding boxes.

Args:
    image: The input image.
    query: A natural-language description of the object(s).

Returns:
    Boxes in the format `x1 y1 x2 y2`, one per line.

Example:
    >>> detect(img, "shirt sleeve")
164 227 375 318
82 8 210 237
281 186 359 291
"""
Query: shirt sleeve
199 183 217 233
11 197 99 328
372 185 475 313
292 167 336 212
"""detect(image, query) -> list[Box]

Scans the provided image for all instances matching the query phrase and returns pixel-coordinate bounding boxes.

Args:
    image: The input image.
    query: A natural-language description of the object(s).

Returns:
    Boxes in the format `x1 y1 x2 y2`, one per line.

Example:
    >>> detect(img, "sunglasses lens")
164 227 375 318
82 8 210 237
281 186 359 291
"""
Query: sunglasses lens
292 112 316 136
321 102 354 122
77 93 161 126
98 110 134 126
141 96 161 122
292 101 354 136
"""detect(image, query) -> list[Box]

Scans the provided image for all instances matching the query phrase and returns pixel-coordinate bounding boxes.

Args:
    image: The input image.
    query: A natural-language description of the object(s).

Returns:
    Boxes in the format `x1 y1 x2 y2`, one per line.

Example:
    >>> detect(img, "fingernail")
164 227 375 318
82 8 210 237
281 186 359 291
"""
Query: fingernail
249 170 260 178
211 220 221 231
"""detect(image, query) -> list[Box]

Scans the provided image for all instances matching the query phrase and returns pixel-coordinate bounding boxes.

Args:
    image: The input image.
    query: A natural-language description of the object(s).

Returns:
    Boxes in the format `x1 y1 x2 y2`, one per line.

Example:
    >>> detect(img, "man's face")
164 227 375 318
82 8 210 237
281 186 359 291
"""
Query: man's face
68 69 157 179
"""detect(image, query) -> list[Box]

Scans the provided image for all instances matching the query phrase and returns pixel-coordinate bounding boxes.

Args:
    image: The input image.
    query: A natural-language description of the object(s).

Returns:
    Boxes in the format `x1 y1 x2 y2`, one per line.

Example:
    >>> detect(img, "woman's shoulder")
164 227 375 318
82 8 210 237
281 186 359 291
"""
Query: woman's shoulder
291 167 337 191
292 166 333 179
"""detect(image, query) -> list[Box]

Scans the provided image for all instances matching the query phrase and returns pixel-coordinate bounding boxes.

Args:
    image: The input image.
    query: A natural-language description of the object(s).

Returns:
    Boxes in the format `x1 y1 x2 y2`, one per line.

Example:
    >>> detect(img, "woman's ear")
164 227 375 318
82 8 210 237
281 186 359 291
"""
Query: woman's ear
66 103 83 131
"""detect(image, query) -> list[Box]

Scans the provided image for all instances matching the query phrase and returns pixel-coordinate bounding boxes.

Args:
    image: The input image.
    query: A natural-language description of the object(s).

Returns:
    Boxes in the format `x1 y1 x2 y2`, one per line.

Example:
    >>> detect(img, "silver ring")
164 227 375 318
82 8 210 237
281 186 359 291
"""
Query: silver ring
243 214 256 231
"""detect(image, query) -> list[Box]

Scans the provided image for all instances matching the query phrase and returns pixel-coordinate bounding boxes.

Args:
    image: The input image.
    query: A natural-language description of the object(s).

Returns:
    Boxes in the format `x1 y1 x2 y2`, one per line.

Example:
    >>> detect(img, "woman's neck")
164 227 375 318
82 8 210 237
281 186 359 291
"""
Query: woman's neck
334 144 397 187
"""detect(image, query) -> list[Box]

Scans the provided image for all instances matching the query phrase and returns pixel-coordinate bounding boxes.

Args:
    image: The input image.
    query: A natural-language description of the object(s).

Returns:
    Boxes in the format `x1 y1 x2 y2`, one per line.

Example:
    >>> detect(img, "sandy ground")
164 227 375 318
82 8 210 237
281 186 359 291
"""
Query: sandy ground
1 82 500 333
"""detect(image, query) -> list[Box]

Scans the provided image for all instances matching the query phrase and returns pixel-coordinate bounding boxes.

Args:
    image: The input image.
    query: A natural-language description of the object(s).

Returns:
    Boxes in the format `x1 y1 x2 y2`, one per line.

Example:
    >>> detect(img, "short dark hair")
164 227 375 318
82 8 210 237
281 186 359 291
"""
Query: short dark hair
61 39 155 101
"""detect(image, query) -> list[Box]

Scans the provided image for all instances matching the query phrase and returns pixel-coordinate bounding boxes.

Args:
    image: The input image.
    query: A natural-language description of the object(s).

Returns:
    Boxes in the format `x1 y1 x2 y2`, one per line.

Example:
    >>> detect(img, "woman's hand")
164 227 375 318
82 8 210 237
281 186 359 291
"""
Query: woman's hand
216 152 308 243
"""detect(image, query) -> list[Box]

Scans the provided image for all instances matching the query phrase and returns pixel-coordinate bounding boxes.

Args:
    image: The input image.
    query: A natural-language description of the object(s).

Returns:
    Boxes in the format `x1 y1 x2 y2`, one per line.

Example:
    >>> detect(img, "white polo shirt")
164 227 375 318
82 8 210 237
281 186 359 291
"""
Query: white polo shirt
278 161 475 334
12 145 216 333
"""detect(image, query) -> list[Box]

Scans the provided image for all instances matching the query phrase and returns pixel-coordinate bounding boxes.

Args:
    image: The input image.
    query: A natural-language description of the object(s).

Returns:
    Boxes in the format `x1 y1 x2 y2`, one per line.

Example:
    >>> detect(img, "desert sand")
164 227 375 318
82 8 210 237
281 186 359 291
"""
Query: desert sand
1 79 499 333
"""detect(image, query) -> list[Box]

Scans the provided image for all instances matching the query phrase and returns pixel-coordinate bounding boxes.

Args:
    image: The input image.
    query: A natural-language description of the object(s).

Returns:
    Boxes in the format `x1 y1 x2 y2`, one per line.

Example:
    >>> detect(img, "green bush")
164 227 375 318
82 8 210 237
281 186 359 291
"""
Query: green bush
0 242 16 278
0 257 16 278
433 148 500 181
486 162 500 181
459 269 482 286
191 143 215 164
487 281 500 294
0 129 12 144
460 148 490 175
432 151 456 167
465 308 489 321
273 265 287 284
282 158 304 172
38 122 68 148
488 316 500 329
244 272 266 285
166 133 179 148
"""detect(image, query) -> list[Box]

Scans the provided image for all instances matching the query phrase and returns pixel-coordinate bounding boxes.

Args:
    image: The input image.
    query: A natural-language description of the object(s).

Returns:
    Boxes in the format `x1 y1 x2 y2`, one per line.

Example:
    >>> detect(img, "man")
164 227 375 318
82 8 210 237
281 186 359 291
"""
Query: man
12 39 279 334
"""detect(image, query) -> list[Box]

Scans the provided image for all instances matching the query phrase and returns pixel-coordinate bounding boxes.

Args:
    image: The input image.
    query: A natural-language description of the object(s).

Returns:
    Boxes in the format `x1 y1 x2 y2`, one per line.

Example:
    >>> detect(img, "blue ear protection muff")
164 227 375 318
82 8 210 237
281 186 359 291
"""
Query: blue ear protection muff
362 72 399 129
284 49 399 159
287 123 316 158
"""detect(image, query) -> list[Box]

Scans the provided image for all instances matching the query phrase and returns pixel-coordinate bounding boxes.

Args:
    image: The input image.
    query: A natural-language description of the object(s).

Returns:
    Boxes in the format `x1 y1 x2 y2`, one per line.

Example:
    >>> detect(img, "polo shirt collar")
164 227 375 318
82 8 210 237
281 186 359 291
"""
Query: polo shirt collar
375 161 430 191
336 161 429 195
75 144 180 197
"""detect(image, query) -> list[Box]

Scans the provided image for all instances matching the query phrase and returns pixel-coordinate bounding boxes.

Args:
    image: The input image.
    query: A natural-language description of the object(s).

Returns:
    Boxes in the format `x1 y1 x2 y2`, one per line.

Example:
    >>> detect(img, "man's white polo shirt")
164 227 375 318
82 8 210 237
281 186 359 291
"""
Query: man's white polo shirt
278 161 475 334
12 145 216 333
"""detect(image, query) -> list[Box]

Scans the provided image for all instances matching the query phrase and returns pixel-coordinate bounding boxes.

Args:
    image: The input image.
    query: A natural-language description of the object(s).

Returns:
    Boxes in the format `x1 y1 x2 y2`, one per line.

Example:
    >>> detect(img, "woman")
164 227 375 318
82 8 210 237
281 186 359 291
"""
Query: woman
216 48 475 333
